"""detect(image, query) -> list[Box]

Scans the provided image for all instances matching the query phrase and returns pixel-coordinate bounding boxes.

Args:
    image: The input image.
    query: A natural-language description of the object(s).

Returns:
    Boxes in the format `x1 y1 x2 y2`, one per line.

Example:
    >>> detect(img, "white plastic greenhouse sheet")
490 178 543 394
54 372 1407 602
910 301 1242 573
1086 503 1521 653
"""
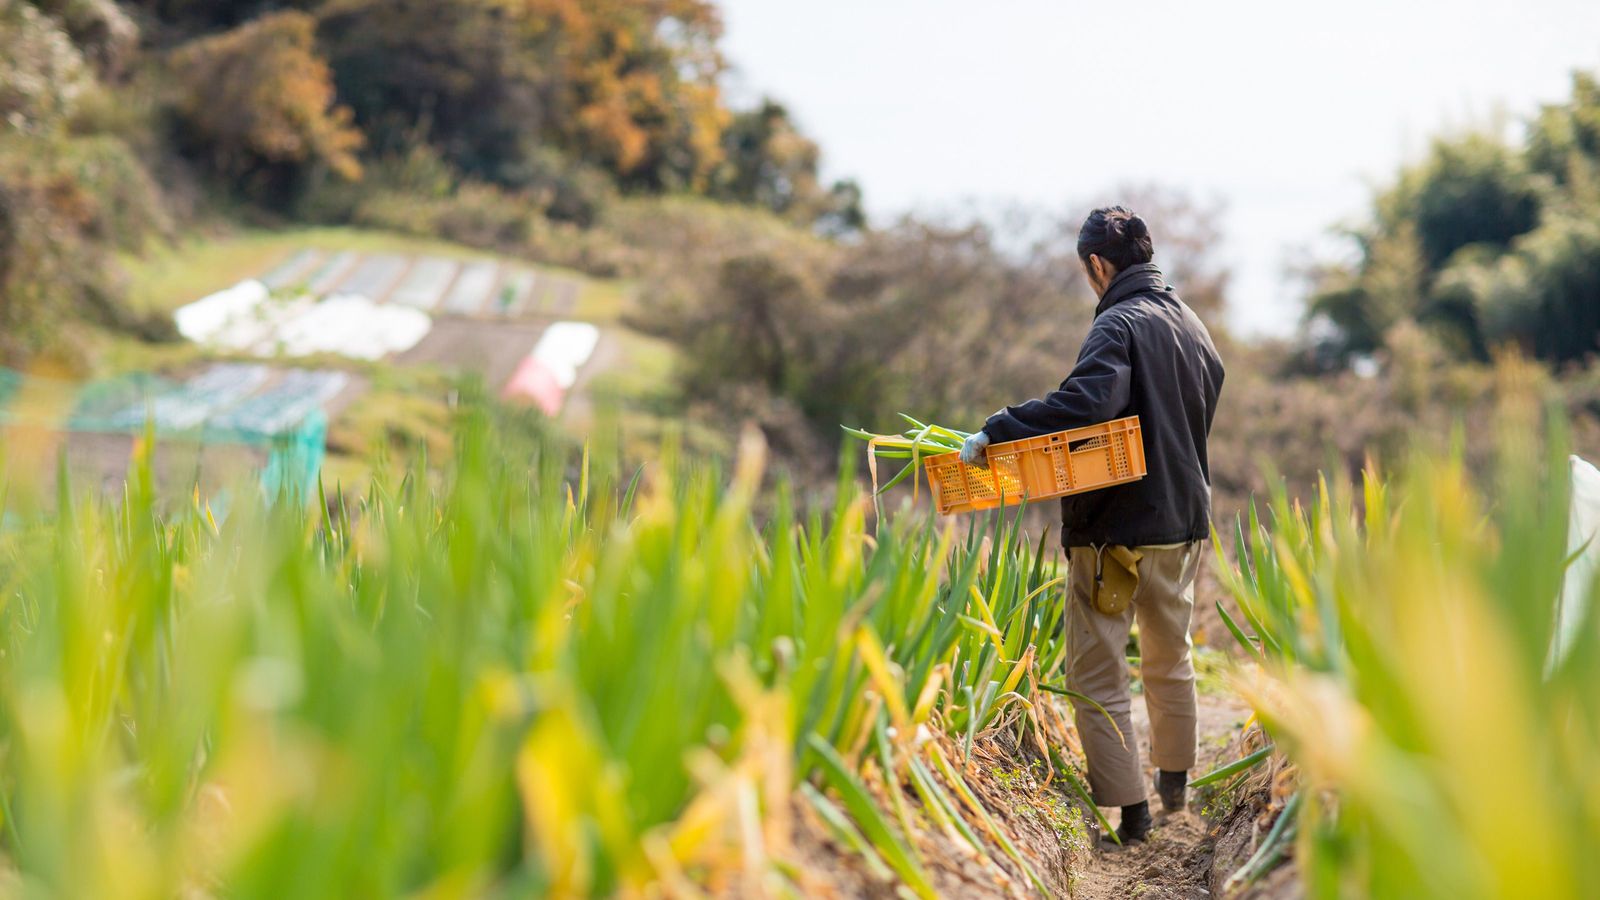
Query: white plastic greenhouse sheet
498 270 538 317
220 296 317 353
262 249 325 290
174 280 270 343
1557 455 1600 666
308 251 360 295
337 254 409 299
271 295 433 360
391 258 459 310
530 321 600 389
442 261 500 315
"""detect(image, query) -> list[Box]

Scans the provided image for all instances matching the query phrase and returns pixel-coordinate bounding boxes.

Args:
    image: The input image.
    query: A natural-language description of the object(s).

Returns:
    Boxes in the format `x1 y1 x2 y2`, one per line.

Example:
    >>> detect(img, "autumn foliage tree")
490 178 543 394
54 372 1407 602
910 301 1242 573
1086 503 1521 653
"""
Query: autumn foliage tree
516 0 729 191
128 0 857 228
169 10 363 204
317 0 729 194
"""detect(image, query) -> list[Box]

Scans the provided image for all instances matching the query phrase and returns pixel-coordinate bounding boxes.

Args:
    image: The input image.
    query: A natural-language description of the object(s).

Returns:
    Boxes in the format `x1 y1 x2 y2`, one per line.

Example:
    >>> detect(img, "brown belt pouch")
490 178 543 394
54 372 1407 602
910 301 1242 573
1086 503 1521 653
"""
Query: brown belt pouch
1091 545 1143 615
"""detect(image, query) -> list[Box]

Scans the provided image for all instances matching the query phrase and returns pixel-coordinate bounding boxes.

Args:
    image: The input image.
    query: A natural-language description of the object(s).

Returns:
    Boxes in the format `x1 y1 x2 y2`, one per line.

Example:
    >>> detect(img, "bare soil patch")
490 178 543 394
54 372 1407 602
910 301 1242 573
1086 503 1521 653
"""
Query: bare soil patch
394 318 547 388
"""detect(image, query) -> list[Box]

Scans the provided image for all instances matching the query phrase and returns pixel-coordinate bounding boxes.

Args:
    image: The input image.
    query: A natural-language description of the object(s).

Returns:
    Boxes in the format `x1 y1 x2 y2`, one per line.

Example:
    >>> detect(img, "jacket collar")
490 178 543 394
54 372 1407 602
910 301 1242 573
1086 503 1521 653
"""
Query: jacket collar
1095 262 1168 315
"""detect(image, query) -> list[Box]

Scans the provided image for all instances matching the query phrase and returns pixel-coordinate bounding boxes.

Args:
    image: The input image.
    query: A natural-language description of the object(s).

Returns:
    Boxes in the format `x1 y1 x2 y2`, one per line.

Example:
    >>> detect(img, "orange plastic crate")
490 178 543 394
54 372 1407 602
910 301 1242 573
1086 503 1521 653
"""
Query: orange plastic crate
922 416 1146 515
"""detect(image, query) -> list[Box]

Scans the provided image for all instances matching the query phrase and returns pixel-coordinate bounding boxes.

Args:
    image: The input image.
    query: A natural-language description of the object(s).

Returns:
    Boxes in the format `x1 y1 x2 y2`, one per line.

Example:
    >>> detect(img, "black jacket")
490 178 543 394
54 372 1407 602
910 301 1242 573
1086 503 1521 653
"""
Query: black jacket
982 263 1224 548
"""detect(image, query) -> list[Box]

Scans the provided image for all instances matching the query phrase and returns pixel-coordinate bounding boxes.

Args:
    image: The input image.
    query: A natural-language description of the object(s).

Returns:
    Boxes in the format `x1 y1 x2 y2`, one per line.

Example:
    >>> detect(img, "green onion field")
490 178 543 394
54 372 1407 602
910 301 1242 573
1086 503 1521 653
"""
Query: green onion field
0 369 1593 898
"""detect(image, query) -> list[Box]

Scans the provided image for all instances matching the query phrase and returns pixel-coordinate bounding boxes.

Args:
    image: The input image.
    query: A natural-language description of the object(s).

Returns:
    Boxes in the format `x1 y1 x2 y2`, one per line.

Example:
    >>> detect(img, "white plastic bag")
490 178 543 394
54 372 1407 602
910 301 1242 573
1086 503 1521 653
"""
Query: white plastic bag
1555 455 1600 665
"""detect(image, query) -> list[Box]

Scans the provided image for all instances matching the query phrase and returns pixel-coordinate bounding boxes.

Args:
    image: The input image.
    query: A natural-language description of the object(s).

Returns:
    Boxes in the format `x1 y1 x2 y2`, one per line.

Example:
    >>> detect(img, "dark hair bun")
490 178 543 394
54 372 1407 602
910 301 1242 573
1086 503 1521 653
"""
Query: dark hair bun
1076 205 1156 271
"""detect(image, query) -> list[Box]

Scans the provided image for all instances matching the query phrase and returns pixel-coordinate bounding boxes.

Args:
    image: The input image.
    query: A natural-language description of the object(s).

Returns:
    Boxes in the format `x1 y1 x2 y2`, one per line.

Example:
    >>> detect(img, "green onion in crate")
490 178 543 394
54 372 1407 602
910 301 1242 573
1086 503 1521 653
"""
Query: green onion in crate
842 414 973 496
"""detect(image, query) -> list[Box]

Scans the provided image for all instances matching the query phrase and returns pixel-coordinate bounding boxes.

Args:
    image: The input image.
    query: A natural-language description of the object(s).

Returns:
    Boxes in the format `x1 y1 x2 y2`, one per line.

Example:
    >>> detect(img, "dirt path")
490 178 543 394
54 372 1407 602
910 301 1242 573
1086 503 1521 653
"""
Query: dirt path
1072 690 1255 900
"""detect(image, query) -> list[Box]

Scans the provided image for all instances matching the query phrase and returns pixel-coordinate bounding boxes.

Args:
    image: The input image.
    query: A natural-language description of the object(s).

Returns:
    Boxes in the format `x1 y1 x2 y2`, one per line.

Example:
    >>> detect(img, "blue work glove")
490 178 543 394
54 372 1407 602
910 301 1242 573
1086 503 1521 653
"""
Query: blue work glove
959 430 992 468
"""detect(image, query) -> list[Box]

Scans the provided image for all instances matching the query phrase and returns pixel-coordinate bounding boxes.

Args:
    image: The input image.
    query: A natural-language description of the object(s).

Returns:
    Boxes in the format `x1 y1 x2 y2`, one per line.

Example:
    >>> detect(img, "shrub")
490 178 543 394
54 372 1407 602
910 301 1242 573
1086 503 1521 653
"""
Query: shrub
498 145 616 228
0 0 91 134
168 11 364 204
0 133 177 364
29 0 139 79
1426 215 1600 364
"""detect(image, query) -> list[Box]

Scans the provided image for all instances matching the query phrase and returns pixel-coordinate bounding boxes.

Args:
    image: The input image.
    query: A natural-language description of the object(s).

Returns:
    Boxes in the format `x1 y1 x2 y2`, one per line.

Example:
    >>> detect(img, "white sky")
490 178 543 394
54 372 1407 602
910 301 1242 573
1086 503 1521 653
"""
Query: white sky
716 0 1600 336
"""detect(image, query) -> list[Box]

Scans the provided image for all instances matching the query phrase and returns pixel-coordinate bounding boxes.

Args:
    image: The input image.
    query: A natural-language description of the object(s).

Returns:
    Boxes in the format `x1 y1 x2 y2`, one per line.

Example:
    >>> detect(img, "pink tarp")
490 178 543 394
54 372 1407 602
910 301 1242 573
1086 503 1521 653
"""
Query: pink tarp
499 321 601 416
501 357 564 416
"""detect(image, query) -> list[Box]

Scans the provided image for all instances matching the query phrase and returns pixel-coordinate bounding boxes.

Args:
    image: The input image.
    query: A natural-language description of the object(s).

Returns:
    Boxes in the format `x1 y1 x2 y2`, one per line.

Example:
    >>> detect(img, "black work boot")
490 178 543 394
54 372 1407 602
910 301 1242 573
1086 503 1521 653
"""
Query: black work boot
1114 800 1153 845
1157 769 1188 813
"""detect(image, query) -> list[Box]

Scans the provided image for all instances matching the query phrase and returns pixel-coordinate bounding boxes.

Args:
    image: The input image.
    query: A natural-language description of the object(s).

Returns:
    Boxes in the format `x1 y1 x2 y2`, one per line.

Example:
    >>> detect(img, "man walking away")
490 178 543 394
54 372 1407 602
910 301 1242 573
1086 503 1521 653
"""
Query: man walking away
958 206 1225 845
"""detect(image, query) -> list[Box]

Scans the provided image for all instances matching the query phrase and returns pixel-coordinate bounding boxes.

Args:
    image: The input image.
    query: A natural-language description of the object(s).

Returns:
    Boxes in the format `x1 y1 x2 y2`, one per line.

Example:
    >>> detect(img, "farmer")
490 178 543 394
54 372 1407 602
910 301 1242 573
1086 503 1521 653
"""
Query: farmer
959 206 1225 846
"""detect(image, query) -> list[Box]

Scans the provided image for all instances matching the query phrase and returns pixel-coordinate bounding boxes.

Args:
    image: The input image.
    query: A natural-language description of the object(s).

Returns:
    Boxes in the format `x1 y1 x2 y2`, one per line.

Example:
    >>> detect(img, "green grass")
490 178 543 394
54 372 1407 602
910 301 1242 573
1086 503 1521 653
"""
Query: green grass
579 329 673 407
570 277 635 324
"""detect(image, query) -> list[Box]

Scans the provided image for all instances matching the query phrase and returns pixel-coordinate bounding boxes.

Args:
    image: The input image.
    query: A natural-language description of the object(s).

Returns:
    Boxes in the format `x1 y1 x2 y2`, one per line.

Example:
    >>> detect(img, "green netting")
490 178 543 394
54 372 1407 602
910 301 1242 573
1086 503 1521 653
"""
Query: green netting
0 369 27 411
67 372 175 431
260 410 328 501
0 366 332 499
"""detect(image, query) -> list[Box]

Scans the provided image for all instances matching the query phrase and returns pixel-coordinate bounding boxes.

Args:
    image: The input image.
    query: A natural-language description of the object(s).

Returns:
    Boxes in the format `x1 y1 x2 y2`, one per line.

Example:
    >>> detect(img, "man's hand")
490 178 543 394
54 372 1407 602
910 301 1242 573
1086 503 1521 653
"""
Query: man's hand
960 430 991 468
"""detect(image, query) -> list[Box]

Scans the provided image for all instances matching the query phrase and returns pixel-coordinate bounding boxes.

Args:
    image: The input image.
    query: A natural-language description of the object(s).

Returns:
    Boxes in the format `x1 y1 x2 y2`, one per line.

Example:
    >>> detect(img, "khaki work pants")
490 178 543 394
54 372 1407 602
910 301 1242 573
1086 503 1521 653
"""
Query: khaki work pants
1063 542 1202 808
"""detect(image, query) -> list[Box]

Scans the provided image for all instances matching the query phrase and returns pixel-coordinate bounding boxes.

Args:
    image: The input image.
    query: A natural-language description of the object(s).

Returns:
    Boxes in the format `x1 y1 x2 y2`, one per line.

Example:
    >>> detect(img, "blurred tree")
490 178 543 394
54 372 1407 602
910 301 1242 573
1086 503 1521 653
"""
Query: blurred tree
685 253 821 396
1520 216 1600 362
1306 224 1429 358
506 145 615 226
639 214 1082 434
714 101 819 212
816 220 1054 428
317 0 547 185
1307 130 1551 363
1451 216 1600 363
515 0 729 191
0 0 177 366
0 134 177 363
817 178 867 236
168 11 364 203
25 0 139 79
1415 250 1494 360
1 0 90 134
711 98 865 231
1528 71 1600 198
320 0 735 198
120 0 321 37
1386 134 1543 270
